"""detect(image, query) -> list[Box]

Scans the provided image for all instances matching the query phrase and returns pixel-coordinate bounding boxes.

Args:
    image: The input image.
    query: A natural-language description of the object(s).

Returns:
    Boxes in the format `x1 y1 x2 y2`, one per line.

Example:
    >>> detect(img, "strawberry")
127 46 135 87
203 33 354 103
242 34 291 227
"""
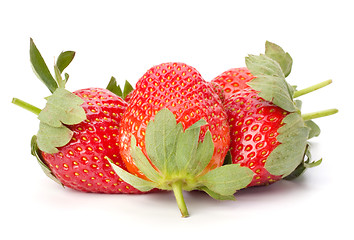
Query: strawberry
211 67 255 99
12 39 141 193
219 41 337 187
109 62 254 217
224 88 289 186
119 62 231 178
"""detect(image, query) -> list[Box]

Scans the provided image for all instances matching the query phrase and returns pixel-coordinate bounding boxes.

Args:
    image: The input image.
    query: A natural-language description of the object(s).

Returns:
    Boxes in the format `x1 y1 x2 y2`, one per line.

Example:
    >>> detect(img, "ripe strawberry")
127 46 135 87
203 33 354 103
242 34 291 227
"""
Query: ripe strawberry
13 39 141 193
119 62 230 179
219 41 337 187
224 88 287 186
39 88 141 193
110 62 254 217
211 67 255 100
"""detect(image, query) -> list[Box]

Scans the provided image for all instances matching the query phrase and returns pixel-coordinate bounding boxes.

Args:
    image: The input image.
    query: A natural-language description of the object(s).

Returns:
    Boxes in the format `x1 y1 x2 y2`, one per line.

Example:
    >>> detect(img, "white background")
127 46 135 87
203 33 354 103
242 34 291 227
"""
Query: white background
1 0 352 239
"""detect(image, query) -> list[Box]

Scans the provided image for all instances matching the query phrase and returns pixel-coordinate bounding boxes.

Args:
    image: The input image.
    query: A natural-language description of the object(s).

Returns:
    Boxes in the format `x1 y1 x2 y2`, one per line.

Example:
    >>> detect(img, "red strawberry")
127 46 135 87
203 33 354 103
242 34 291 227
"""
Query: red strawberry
211 67 255 99
220 41 337 187
224 88 286 186
13 39 141 193
39 88 141 193
119 62 230 179
110 62 254 217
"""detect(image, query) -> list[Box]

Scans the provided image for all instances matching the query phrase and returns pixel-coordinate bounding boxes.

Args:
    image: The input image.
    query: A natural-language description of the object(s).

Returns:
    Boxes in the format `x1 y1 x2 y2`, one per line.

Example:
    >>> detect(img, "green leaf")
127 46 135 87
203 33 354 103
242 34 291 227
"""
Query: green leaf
56 51 75 73
265 112 310 177
130 136 162 182
31 136 63 186
123 80 134 99
37 122 74 153
265 41 293 77
199 164 254 196
106 157 156 192
246 54 297 112
145 108 182 175
305 120 321 139
106 76 123 97
38 88 86 127
30 38 58 93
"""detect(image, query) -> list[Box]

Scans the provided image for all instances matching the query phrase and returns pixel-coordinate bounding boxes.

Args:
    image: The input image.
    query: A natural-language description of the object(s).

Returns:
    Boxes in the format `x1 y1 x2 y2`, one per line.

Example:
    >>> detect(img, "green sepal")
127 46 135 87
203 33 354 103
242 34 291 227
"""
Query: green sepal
38 88 86 127
175 119 210 174
130 136 162 182
30 38 58 93
222 151 232 166
36 88 86 154
305 120 321 139
198 164 254 196
106 157 156 192
265 41 293 77
284 145 322 180
106 77 123 96
264 112 310 177
198 186 236 201
37 122 74 154
122 80 134 99
56 51 75 73
246 54 297 112
187 130 214 176
106 77 134 100
31 136 63 186
294 99 302 110
145 108 182 175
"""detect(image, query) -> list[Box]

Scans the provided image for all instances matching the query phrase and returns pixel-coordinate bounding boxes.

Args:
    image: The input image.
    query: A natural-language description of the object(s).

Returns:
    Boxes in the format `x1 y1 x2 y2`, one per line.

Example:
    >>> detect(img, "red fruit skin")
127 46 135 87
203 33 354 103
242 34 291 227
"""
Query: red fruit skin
211 67 255 100
224 89 289 187
41 88 141 193
119 62 230 179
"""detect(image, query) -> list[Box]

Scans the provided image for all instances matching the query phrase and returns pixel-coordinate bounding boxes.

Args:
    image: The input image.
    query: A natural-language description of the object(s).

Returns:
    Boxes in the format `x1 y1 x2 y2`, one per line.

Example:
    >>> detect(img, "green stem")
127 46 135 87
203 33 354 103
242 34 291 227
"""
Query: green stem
302 108 338 121
293 80 332 98
54 65 66 89
171 181 189 218
12 98 41 116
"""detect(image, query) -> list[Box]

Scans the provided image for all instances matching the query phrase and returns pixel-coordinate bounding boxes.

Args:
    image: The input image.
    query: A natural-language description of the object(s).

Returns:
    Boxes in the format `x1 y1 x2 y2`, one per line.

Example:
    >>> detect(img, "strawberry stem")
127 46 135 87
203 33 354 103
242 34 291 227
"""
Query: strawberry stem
12 98 41 116
302 108 338 121
293 80 332 98
171 181 189 218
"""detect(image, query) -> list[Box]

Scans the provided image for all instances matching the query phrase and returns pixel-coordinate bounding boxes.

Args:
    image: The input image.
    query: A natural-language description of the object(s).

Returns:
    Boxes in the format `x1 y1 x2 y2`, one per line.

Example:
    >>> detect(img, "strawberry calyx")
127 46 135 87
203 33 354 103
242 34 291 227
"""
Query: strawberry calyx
244 41 338 179
28 38 87 154
108 108 254 217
